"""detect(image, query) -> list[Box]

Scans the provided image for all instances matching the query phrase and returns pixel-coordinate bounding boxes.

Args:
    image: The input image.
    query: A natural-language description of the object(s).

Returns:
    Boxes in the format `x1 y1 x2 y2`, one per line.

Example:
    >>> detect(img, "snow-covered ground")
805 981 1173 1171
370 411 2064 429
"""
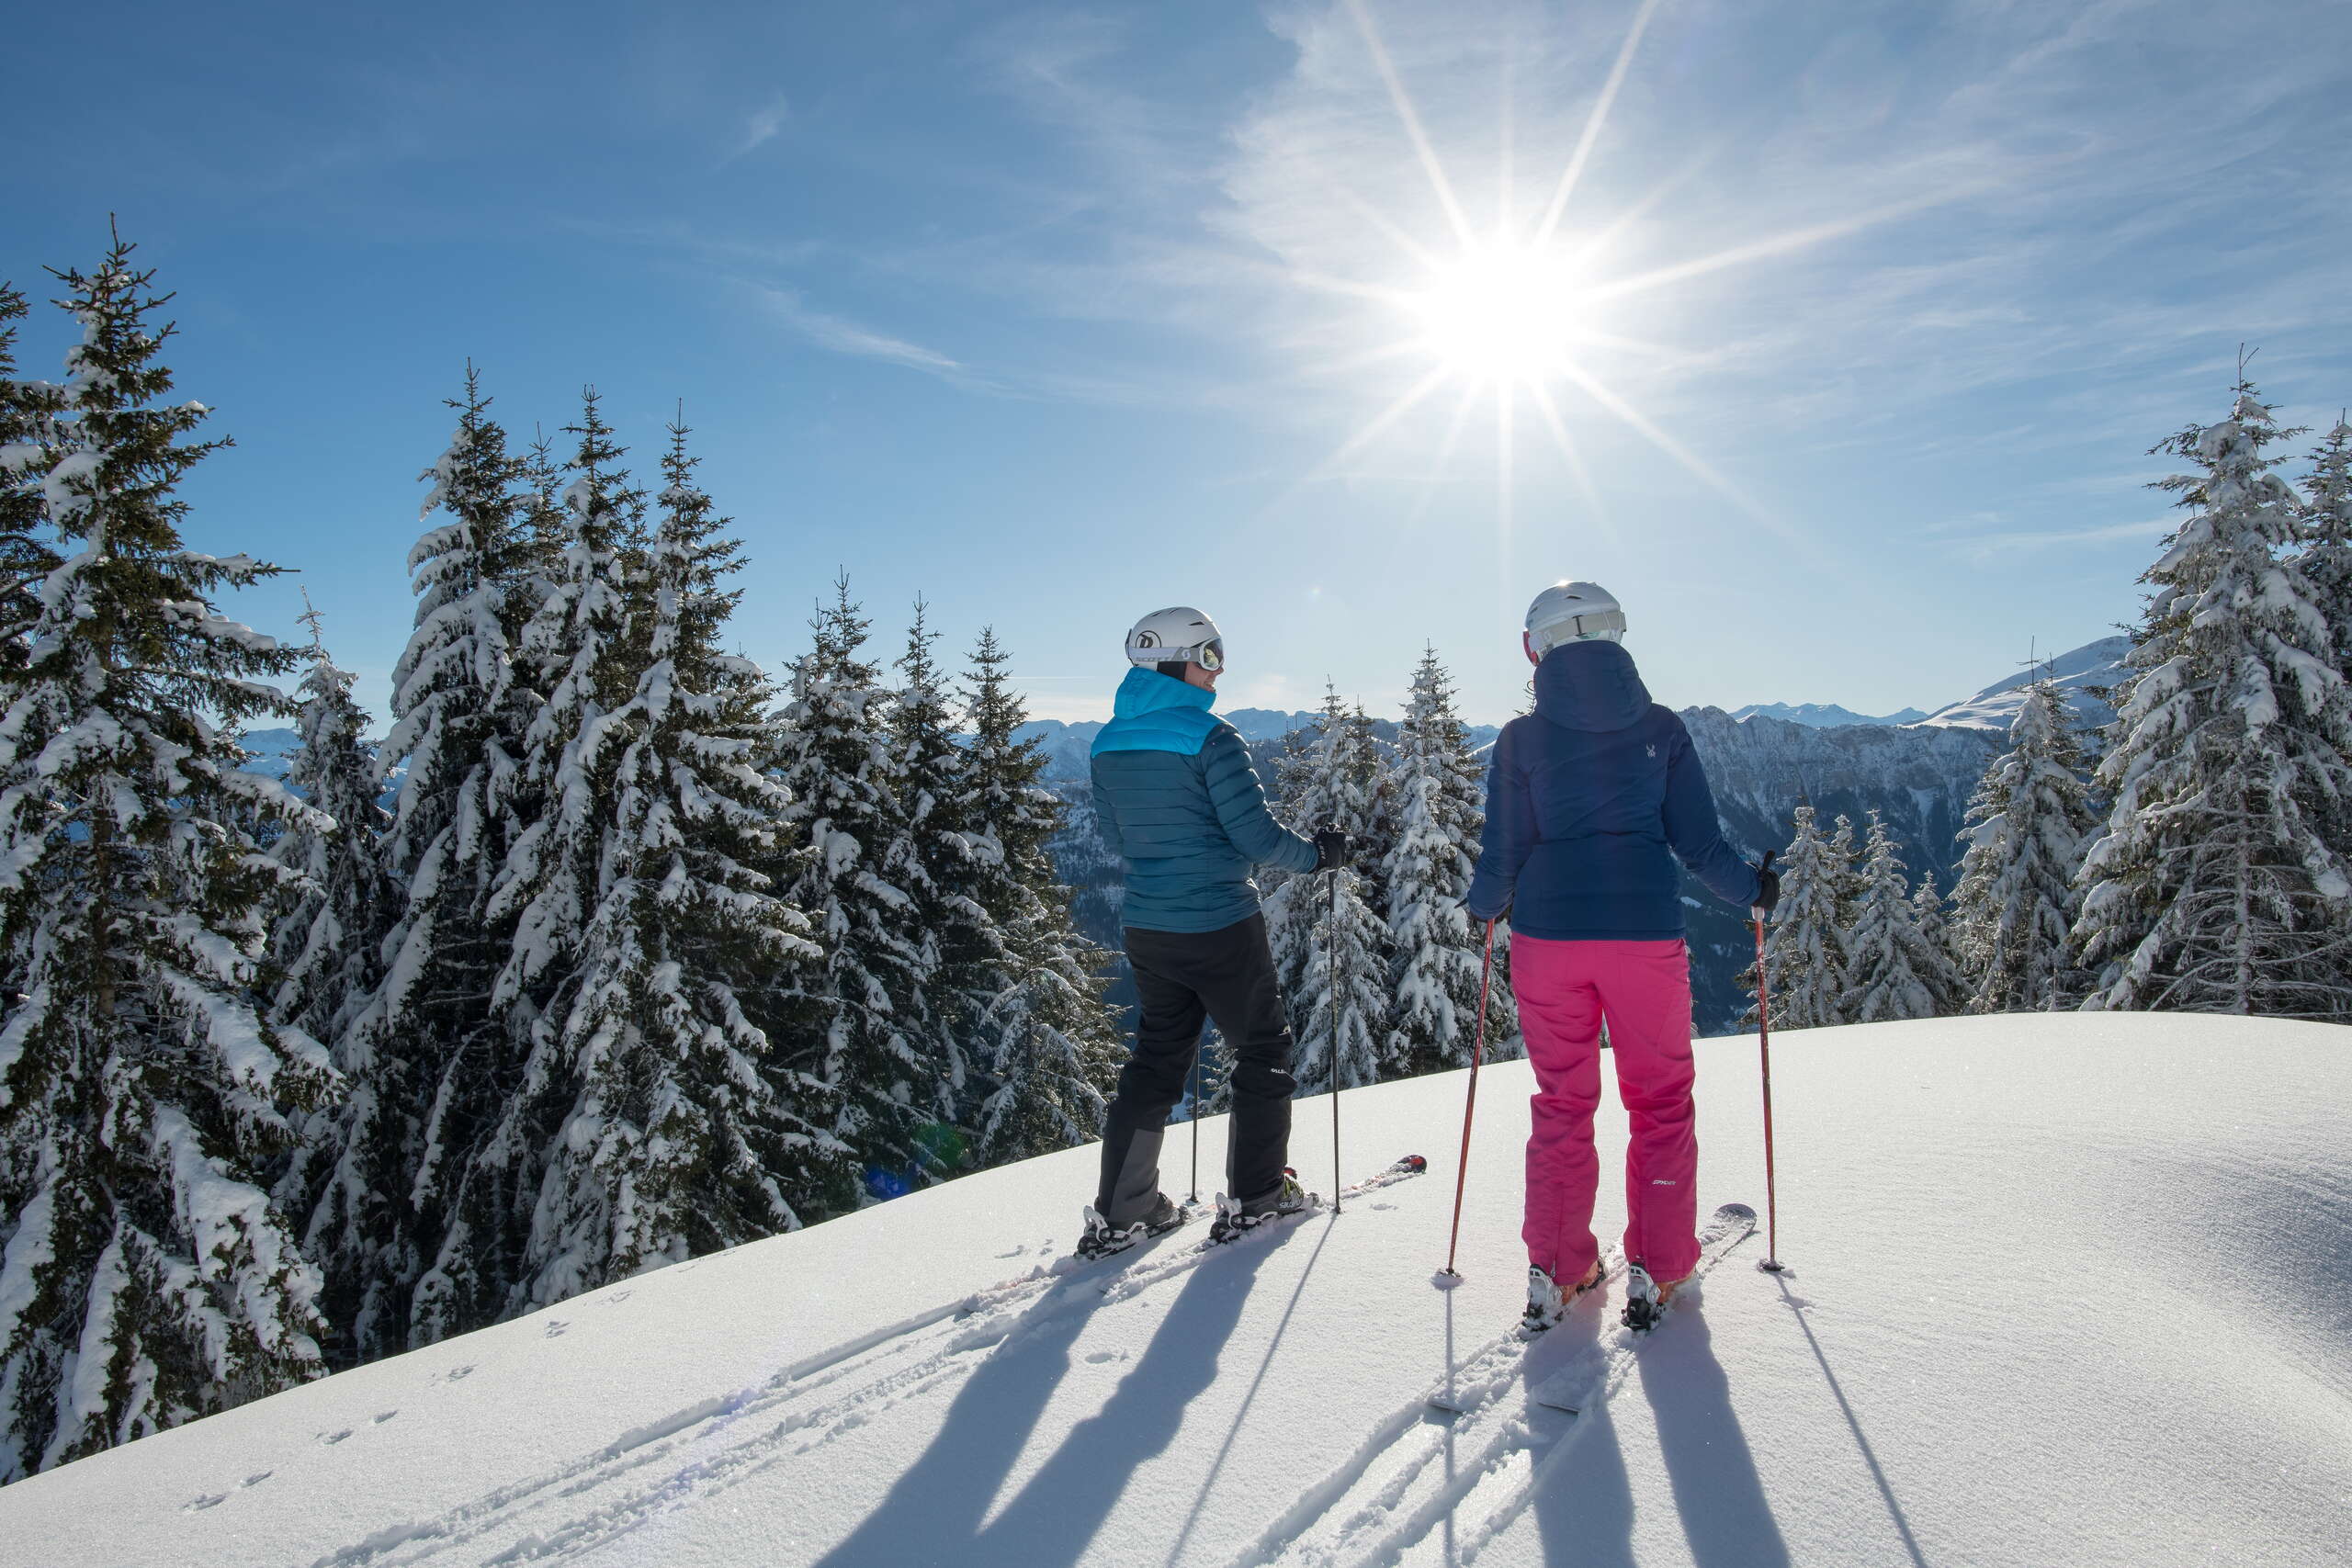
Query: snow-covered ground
1917 636 2131 733
4 1014 2346 1568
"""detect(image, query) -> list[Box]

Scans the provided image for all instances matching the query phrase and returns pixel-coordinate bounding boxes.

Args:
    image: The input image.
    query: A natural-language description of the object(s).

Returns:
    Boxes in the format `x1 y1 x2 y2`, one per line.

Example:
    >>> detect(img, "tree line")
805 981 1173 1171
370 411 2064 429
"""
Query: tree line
1761 369 2352 1025
0 237 1126 1479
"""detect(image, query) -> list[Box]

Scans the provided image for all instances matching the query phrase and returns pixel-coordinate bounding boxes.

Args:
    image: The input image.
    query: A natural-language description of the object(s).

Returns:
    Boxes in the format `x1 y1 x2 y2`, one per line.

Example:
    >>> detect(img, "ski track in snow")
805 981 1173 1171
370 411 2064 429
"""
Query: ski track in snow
1237 1211 1758 1568
305 1162 1431 1568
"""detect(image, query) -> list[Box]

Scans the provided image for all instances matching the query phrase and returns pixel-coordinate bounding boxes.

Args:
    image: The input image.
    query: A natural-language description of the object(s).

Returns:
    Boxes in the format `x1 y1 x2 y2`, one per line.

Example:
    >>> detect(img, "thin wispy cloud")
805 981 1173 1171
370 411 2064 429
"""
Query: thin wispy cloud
747 284 978 385
1941 517 2174 562
733 93 791 159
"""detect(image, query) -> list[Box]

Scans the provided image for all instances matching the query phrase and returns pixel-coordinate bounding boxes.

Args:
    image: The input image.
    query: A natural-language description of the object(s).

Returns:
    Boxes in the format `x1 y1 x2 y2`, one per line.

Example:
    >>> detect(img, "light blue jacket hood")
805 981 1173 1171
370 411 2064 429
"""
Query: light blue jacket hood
1093 666 1221 757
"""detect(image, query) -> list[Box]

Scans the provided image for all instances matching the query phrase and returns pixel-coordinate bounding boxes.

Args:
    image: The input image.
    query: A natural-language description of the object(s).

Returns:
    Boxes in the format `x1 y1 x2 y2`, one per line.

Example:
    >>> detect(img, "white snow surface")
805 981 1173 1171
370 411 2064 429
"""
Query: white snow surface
1917 637 2132 733
2 1013 2346 1568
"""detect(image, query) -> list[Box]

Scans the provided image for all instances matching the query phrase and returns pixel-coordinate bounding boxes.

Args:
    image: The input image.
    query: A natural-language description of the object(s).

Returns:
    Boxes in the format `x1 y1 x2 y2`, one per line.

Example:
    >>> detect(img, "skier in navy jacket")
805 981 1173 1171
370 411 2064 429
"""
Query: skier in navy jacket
1464 581 1778 1332
1079 608 1351 1258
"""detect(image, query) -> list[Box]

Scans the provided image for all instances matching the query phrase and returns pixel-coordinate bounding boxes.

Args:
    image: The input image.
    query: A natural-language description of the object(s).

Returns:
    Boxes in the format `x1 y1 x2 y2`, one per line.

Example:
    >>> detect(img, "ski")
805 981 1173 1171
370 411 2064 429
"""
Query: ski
1052 1201 1204 1277
1425 1246 1626 1415
1209 1153 1430 1246
1531 1201 1758 1413
1097 1153 1428 1300
1425 1201 1758 1416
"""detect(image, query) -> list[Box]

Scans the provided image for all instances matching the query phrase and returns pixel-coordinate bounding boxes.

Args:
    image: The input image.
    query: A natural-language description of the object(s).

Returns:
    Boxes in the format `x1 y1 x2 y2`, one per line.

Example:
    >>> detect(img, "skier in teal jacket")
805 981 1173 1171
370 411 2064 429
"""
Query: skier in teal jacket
1079 607 1350 1257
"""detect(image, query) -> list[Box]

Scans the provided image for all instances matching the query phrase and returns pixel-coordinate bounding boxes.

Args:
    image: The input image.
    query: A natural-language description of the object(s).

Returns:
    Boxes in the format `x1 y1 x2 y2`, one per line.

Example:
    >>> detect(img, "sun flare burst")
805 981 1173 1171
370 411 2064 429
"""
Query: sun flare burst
1407 244 1589 383
1282 0 1942 555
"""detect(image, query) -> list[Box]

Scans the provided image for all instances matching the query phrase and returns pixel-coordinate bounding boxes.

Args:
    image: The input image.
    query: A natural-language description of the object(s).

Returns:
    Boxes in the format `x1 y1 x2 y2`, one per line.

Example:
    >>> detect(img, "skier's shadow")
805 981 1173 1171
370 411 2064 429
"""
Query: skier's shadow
811 1231 1288 1568
1530 1299 1790 1568
1638 1302 1792 1567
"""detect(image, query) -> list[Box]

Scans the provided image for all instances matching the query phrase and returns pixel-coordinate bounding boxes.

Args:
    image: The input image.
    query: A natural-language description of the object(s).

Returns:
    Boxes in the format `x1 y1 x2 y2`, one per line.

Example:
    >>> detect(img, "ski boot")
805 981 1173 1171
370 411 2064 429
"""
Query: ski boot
1522 1257 1605 1335
1621 1262 1688 1333
1208 1169 1311 1245
1076 1192 1186 1261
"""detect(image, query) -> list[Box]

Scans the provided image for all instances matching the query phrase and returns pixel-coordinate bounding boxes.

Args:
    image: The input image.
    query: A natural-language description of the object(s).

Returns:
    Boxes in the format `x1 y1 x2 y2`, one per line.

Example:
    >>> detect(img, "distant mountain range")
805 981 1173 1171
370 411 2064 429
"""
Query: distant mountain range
1728 702 1929 728
1727 635 2130 738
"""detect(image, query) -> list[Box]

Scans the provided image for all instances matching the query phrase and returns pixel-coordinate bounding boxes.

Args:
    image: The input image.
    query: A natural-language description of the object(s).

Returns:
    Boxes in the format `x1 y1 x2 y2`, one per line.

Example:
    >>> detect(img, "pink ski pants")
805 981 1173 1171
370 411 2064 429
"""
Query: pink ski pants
1511 935 1701 1285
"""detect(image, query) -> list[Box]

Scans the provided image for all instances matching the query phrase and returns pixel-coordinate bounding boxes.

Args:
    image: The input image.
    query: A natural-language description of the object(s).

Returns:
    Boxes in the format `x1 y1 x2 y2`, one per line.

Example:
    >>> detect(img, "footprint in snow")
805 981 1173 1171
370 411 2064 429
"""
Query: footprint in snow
441 1364 476 1383
1084 1350 1130 1365
601 1289 632 1305
1371 1202 1397 1212
186 1494 228 1512
372 1410 398 1425
319 1428 353 1446
242 1472 272 1488
544 1319 569 1338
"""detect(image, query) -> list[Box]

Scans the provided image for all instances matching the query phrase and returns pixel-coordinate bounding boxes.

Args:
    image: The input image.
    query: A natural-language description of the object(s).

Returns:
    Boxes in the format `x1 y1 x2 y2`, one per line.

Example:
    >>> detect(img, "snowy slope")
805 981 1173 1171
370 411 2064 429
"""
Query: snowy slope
4 1014 2346 1568
1917 636 2132 732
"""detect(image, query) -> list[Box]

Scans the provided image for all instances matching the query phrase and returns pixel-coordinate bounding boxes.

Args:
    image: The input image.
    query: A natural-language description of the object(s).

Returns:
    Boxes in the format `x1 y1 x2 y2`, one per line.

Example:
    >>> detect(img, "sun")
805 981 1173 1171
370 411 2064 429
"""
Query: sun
1406 243 1589 383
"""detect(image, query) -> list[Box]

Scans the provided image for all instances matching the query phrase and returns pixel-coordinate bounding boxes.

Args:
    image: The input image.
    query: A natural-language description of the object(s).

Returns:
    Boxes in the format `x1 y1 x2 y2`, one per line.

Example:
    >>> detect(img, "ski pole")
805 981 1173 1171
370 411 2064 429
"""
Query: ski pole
1189 1038 1200 1206
1438 918 1498 1279
1328 858 1342 1215
1752 851 1787 1273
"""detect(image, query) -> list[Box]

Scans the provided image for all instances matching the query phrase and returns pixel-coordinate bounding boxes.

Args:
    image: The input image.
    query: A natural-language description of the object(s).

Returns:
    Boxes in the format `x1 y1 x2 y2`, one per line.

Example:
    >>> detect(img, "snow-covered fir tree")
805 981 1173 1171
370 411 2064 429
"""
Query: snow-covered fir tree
1292 867 1393 1091
0 283 64 674
481 418 852 1313
0 239 336 1477
1840 813 1947 1023
956 626 1123 1164
1266 687 1389 1041
404 388 645 1336
1908 872 1967 1018
2301 413 2352 682
328 370 541 1358
1756 805 1854 1029
1951 679 2098 1013
1270 689 1395 1087
266 603 393 1051
2301 415 2352 976
888 600 974 1159
263 604 395 1248
2076 377 2352 1018
775 577 941 1201
1382 647 1516 1076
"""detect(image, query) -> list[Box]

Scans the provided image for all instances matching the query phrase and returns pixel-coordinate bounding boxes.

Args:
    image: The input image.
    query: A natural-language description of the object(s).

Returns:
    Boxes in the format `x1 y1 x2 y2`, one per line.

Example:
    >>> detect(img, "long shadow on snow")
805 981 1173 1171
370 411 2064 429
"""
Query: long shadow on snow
1530 1401 1639 1568
1774 1278 1932 1567
812 1226 1293 1568
1530 1300 1788 1568
1639 1302 1792 1568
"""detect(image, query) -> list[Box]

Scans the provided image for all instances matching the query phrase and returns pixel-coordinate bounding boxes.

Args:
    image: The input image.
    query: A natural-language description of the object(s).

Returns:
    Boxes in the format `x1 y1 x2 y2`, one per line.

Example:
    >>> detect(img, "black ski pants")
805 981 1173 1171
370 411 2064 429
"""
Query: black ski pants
1096 913 1297 1227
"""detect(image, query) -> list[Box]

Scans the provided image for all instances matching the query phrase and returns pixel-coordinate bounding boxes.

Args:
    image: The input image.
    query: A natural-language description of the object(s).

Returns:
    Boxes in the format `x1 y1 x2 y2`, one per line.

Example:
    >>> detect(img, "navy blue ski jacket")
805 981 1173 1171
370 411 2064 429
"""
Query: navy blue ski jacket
1464 641 1760 941
1091 667 1318 933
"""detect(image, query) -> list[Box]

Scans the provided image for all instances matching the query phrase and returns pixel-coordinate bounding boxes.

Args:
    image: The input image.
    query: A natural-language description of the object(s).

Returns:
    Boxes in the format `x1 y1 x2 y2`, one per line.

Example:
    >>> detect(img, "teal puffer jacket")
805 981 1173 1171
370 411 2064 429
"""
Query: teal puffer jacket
1090 667 1318 933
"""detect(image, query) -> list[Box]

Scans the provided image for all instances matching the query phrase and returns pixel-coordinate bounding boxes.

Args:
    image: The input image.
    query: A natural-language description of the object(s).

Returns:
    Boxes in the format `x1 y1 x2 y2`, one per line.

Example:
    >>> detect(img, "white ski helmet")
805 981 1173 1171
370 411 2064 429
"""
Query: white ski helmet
1524 581 1625 661
1125 606 1226 671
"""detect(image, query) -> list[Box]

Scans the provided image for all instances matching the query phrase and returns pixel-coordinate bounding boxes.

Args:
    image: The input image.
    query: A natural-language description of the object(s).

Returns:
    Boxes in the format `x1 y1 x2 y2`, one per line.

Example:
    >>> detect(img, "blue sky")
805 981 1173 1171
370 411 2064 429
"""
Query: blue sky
6 0 2351 727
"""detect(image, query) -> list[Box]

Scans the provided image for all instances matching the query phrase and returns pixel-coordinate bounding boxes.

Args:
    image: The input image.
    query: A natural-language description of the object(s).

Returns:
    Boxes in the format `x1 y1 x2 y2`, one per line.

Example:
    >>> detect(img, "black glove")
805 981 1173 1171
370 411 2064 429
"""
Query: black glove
1313 829 1354 872
1751 852 1781 919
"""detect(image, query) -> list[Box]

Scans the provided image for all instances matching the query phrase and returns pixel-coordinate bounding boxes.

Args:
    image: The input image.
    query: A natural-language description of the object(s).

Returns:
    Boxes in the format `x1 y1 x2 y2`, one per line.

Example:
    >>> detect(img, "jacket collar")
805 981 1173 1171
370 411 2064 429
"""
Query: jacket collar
1114 664 1217 717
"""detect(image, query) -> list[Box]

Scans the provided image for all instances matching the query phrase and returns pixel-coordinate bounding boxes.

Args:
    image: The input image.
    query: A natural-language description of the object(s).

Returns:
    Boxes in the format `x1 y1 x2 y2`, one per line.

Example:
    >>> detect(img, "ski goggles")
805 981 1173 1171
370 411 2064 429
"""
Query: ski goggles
1195 637 1225 671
